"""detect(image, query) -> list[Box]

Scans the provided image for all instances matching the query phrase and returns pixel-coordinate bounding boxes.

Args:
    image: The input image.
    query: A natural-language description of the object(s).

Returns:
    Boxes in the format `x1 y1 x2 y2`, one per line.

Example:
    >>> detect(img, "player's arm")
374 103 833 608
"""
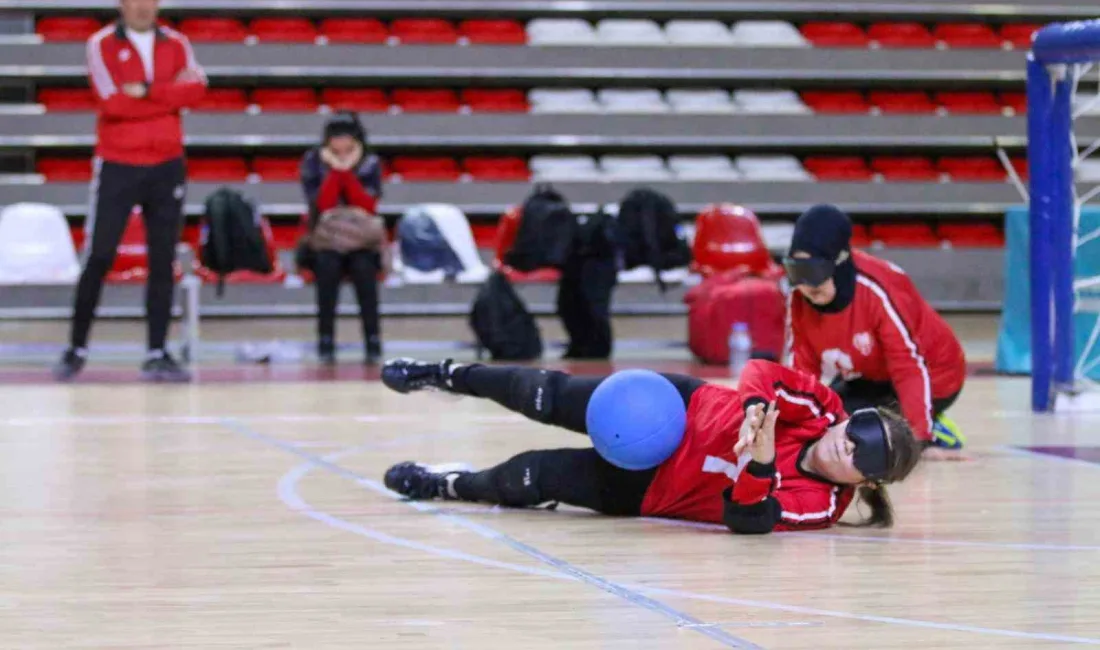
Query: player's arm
147 36 208 109
87 38 175 120
737 359 846 427
873 299 936 442
341 157 382 214
722 477 840 534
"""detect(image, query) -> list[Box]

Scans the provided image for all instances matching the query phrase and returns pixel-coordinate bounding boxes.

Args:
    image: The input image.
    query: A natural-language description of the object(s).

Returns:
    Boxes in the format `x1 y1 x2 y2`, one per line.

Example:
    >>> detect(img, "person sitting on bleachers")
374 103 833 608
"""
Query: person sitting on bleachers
299 111 385 365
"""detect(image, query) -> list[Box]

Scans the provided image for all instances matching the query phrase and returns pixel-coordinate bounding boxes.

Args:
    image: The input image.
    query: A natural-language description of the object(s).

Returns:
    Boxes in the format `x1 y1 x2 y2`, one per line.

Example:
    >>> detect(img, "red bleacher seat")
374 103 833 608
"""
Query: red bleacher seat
37 17 102 42
461 88 529 112
37 158 92 182
937 222 1004 247
935 91 1002 114
868 90 936 114
459 19 527 45
319 18 389 44
250 18 318 43
871 156 941 181
390 19 459 45
38 88 96 111
799 22 869 48
251 88 319 112
390 157 462 181
106 211 151 283
392 88 460 112
803 156 873 181
470 223 497 248
178 18 247 43
851 223 871 248
493 206 561 283
867 22 936 48
1000 24 1040 49
463 157 530 181
869 223 940 247
321 88 390 112
1009 157 1030 181
1000 91 1027 114
800 91 869 113
192 88 249 112
268 221 301 250
937 157 1006 182
933 23 1000 48
252 157 301 182
187 157 249 182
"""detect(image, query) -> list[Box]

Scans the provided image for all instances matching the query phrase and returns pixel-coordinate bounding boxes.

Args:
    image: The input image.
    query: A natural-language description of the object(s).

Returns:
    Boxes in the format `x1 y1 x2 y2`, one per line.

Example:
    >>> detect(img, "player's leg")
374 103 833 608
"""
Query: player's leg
344 249 382 363
383 359 704 435
312 249 343 364
385 447 656 515
139 157 189 381
55 160 141 380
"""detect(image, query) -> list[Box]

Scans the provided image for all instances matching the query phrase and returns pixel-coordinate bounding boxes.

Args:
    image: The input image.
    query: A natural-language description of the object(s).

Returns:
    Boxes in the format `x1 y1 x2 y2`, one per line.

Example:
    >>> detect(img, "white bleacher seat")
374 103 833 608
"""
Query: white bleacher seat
732 89 811 114
668 155 742 180
666 88 736 114
729 21 809 47
0 202 80 284
597 88 669 114
617 267 691 284
760 223 795 254
736 155 813 181
530 155 602 181
528 88 602 113
594 19 667 46
1077 159 1100 182
1073 93 1100 115
414 203 490 284
600 155 672 181
664 20 734 46
526 19 597 45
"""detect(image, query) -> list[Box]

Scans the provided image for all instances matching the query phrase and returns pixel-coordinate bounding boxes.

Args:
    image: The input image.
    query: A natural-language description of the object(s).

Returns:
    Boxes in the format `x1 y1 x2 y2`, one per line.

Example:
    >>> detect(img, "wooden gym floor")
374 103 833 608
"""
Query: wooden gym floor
0 315 1097 648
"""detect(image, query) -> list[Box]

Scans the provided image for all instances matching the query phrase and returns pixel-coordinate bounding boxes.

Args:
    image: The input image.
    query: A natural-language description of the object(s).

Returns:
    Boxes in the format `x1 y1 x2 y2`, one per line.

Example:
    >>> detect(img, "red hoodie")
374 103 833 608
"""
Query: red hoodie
86 22 206 165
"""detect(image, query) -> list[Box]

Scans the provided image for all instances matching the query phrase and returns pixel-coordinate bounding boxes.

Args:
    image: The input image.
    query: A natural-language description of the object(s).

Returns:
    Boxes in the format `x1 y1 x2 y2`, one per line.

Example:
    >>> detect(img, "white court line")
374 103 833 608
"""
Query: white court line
0 413 524 427
230 420 763 650
267 436 1100 646
994 444 1100 471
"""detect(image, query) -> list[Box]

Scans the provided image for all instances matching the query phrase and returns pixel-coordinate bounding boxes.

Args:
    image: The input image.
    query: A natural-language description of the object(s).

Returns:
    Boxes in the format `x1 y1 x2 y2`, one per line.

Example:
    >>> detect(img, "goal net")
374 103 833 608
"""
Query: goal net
1027 19 1100 411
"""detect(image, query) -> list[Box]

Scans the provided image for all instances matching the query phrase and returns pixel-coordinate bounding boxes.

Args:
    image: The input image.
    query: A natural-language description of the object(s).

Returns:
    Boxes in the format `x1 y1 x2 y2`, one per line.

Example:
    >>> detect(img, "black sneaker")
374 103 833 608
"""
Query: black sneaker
384 461 471 500
53 347 87 382
364 335 382 366
381 358 458 394
318 337 336 366
140 350 192 383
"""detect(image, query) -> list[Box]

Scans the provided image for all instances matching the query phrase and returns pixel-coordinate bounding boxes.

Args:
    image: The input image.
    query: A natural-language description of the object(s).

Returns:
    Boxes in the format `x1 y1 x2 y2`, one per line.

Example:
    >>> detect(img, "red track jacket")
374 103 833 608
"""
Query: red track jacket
86 22 206 165
786 250 967 441
641 360 856 534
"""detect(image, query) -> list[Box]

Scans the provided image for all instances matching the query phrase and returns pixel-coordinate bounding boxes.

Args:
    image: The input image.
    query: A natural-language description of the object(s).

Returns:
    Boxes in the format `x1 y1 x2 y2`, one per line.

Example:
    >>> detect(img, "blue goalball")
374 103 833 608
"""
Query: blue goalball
585 369 688 470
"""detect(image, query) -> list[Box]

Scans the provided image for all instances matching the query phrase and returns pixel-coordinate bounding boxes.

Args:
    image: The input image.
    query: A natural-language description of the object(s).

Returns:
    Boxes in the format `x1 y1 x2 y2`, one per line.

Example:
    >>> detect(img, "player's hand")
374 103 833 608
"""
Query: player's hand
122 83 147 98
750 401 778 465
735 403 763 456
922 447 974 462
321 146 344 170
176 68 202 83
341 141 364 170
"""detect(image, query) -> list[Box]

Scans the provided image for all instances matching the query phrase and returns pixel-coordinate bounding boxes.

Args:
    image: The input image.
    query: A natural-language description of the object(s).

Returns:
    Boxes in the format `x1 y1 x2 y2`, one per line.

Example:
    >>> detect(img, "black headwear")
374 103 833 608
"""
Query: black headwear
846 409 891 482
785 203 856 313
322 110 367 147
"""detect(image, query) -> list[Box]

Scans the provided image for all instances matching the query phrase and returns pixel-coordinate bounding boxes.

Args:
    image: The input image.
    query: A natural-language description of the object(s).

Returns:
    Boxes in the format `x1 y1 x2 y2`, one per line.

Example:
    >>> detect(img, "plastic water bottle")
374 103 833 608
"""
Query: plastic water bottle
729 322 752 379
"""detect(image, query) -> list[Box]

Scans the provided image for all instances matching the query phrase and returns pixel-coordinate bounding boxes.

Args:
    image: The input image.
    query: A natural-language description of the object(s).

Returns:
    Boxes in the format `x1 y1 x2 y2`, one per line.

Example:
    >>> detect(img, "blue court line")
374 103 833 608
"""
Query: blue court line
270 440 1100 647
223 418 763 650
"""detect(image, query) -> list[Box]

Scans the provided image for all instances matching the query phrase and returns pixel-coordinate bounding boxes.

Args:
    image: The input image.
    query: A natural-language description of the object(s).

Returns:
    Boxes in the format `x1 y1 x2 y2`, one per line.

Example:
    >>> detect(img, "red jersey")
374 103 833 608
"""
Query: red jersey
641 360 856 533
87 23 207 165
786 250 966 441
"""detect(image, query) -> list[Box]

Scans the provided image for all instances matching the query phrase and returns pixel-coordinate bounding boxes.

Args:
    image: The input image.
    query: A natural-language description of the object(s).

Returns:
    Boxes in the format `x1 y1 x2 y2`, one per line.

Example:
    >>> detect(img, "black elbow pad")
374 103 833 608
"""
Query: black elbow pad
722 487 781 535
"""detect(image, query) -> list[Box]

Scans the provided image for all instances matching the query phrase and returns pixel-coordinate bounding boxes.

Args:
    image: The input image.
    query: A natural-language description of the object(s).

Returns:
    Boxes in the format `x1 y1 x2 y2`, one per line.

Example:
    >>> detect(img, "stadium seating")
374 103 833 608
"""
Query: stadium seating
187 157 250 182
0 203 81 285
392 89 461 113
600 155 672 181
733 90 810 114
800 91 869 113
36 17 102 42
251 88 319 112
319 18 389 44
528 88 601 113
668 155 741 181
179 18 247 42
736 156 812 181
871 156 941 181
937 222 1004 247
595 19 667 46
867 23 937 48
664 20 734 46
804 156 873 181
194 88 250 112
870 222 940 247
934 23 1001 48
461 89 528 112
321 88 390 112
938 157 1006 182
529 155 601 181
463 157 530 181
390 157 462 182
390 19 459 45
597 88 669 114
1000 24 1041 49
729 21 808 47
936 91 1004 114
38 88 96 111
249 18 318 43
868 90 937 114
1078 160 1100 182
666 89 736 114
799 22 869 48
459 20 527 45
492 206 561 283
252 157 302 182
37 158 91 182
526 19 597 45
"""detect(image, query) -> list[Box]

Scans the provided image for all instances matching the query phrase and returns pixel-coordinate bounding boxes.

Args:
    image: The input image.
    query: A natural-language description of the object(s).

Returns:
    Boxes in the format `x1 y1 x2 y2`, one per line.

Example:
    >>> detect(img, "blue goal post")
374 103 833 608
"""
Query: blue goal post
1028 18 1100 412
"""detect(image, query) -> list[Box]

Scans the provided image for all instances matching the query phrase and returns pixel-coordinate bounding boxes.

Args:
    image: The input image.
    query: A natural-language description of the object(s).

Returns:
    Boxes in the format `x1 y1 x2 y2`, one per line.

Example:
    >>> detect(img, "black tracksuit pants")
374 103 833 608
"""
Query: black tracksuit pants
313 249 381 349
69 157 185 352
557 256 617 359
447 365 704 515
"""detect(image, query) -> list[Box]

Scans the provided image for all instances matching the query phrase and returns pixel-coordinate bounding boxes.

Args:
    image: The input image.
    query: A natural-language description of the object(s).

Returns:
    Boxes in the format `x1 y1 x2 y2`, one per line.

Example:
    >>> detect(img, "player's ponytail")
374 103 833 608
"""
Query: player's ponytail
851 408 921 528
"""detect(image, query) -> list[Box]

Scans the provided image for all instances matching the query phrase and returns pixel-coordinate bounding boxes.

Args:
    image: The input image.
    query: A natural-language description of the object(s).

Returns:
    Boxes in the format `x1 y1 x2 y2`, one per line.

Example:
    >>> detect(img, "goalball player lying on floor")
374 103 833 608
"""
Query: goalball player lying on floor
381 358 921 534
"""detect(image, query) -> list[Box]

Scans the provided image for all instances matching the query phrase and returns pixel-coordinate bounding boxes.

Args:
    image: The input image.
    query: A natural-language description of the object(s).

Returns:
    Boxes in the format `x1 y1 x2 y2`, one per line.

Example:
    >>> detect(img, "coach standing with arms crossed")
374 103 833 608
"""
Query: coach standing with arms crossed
53 0 206 382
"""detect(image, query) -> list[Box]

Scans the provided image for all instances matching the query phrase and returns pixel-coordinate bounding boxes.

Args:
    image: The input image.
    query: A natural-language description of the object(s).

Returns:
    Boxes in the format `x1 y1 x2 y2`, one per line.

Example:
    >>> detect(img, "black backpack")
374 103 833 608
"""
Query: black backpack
396 207 465 276
200 187 273 296
503 184 577 272
469 271 543 361
617 187 692 292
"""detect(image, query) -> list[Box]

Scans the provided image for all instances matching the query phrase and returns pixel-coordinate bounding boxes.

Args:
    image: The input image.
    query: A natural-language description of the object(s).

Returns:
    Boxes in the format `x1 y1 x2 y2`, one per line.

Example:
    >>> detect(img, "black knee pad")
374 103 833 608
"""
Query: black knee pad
509 369 566 424
494 450 545 507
